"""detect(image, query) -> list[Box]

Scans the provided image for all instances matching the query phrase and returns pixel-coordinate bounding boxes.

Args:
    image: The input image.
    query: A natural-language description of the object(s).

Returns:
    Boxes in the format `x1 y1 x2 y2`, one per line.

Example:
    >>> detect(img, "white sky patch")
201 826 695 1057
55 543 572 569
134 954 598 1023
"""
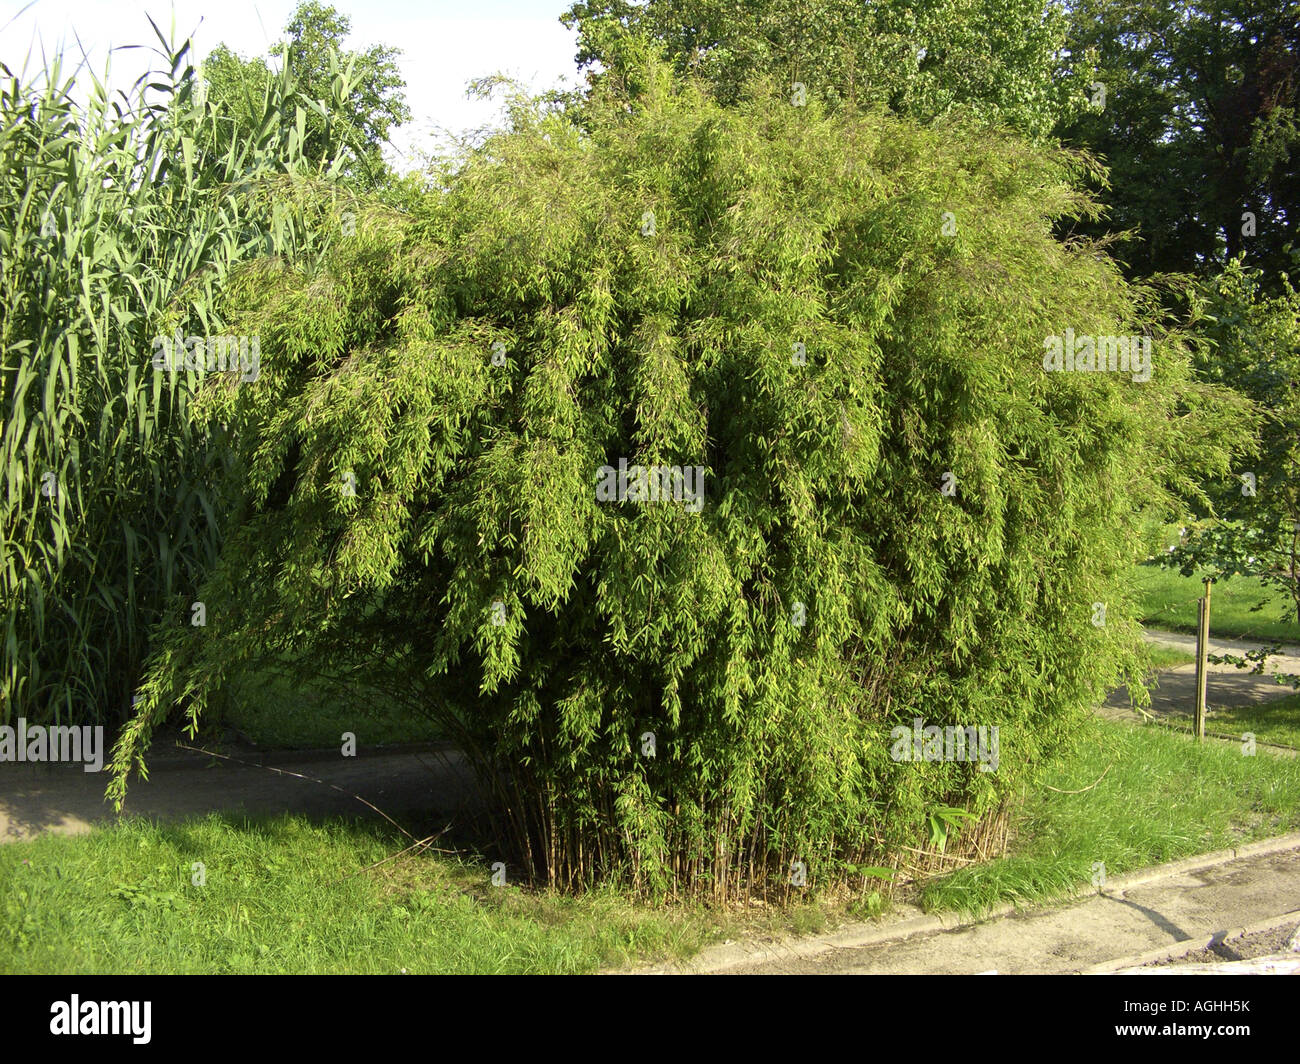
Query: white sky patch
1 0 582 171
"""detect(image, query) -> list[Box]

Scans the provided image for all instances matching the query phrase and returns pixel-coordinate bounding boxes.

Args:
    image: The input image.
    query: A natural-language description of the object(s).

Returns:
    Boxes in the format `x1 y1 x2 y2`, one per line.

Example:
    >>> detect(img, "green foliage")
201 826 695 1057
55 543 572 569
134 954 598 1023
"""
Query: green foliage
113 57 1248 899
0 24 349 724
562 0 1091 139
1162 261 1300 688
202 2 411 191
928 806 977 852
1168 261 1300 628
1057 0 1300 283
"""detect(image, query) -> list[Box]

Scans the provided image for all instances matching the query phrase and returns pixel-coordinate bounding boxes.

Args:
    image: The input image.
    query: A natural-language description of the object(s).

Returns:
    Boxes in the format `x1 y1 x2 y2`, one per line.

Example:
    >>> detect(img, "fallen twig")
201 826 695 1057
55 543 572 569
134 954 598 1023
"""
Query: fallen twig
1043 763 1112 794
901 845 975 865
172 741 416 841
332 822 456 884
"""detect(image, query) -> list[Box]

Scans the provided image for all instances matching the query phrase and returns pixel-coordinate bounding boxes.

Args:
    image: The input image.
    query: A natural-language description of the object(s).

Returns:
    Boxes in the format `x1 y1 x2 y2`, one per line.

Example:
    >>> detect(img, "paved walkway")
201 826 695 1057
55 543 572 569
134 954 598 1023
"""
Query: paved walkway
1 629 1295 846
721 841 1300 975
0 743 489 844
1143 628 1300 663
1101 630 1299 733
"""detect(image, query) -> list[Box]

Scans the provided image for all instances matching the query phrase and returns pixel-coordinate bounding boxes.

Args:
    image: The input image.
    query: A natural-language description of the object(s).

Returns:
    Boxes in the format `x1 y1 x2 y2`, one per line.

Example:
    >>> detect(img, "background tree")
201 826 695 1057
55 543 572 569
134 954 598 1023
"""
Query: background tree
202 1 410 189
1168 261 1300 635
1056 0 1299 284
561 0 1092 139
1053 2 1299 656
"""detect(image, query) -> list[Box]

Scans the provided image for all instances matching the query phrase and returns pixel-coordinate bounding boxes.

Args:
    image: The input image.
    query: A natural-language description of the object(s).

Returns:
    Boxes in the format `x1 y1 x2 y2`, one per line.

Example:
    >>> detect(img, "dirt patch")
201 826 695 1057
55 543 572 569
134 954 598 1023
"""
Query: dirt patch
1148 922 1300 967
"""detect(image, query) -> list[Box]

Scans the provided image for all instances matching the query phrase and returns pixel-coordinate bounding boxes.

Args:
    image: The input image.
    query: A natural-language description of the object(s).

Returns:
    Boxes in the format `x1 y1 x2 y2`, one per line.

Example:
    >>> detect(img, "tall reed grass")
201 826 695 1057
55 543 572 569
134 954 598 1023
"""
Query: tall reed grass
1 20 354 724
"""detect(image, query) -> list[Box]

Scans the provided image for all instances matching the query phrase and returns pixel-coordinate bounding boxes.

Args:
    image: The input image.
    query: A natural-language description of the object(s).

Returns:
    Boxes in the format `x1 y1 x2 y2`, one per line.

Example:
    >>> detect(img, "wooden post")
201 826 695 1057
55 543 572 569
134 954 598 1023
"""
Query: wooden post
1194 578 1212 740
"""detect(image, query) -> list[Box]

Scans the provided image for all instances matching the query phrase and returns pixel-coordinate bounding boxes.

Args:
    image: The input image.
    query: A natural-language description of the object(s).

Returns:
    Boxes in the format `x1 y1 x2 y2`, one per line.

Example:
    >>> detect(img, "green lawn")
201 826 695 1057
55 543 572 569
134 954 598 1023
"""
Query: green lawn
1132 563 1300 643
1145 644 1197 670
0 815 725 974
1207 692 1300 750
8 712 1300 972
920 716 1300 917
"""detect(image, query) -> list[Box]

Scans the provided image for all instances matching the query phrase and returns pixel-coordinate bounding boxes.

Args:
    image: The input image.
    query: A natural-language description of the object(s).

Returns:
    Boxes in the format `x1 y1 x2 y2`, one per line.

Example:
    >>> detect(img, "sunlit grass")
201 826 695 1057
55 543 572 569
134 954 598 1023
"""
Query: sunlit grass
0 814 725 974
1208 692 1300 750
920 717 1300 917
1133 563 1300 643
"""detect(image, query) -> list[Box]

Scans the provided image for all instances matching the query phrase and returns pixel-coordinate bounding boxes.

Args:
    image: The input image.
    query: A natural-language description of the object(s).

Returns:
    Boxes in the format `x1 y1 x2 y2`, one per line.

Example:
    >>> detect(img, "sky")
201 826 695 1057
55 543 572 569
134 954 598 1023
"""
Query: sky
0 0 586 171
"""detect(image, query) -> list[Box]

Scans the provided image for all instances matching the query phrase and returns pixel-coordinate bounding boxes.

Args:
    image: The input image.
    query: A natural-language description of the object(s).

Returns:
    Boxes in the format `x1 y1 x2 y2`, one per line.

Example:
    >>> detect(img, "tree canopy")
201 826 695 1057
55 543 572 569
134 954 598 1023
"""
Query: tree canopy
1169 261 1300 631
1056 0 1299 283
202 1 410 188
562 0 1091 139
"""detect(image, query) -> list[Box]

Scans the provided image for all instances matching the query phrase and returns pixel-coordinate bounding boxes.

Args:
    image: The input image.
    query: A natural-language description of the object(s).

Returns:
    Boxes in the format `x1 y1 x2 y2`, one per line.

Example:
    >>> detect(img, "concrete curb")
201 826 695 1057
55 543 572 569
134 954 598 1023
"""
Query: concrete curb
619 831 1300 975
1081 908 1300 974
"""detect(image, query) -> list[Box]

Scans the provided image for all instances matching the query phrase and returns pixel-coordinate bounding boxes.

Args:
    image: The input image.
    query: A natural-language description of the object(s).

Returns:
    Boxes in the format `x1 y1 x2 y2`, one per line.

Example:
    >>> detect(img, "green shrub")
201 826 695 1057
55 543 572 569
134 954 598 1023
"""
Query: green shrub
112 54 1250 900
